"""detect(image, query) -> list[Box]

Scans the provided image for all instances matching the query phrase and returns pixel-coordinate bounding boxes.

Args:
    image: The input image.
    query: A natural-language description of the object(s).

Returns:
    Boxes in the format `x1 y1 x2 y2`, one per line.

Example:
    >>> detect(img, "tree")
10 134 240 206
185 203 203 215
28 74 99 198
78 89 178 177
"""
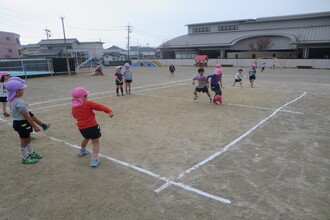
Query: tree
249 37 273 51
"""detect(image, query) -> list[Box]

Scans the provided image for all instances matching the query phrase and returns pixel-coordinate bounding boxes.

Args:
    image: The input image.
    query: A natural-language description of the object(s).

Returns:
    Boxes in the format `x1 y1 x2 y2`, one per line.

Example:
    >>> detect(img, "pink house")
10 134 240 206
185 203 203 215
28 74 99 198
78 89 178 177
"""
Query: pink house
0 31 21 59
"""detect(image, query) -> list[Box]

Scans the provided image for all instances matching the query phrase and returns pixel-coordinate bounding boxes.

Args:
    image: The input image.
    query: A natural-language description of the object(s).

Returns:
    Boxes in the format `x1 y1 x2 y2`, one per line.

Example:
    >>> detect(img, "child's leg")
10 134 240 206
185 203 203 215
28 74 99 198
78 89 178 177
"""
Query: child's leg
116 85 119 95
81 138 90 151
90 138 101 167
240 81 243 87
120 85 124 95
125 82 128 92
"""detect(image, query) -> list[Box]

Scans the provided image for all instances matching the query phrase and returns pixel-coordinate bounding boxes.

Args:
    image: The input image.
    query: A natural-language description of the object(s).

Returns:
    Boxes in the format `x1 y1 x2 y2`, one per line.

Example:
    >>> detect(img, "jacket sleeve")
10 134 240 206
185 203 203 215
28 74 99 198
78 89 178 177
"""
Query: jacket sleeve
88 101 113 114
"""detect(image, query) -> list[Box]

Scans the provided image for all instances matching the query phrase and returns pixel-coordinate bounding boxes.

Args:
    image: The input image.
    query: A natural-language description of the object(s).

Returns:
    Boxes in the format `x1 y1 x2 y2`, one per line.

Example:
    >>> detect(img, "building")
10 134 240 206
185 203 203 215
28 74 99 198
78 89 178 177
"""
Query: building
0 31 21 59
158 11 330 59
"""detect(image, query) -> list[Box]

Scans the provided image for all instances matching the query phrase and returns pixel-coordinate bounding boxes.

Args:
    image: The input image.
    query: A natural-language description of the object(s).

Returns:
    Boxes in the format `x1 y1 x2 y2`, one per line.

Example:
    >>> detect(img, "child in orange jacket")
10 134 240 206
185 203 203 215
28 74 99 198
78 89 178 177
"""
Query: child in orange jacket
71 87 114 167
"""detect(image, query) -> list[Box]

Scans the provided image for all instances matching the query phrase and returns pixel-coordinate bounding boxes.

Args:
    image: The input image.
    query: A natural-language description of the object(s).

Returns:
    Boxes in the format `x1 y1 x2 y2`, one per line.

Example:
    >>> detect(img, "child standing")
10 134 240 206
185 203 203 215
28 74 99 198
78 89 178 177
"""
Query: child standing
5 80 44 164
214 64 223 87
123 63 133 94
169 64 176 78
232 69 245 87
115 66 124 96
0 72 10 117
71 87 114 167
249 64 257 88
207 69 223 104
192 68 212 103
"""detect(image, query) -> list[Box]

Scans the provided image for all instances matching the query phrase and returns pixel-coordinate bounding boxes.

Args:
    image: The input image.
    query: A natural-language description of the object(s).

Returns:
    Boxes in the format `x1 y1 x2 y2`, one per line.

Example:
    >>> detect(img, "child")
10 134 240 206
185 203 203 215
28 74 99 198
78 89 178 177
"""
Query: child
115 66 124 96
214 64 223 87
5 80 44 164
71 87 114 167
232 69 245 87
169 64 176 78
123 63 133 94
0 72 10 117
8 76 51 132
91 64 103 76
207 69 223 104
249 64 257 88
192 68 212 103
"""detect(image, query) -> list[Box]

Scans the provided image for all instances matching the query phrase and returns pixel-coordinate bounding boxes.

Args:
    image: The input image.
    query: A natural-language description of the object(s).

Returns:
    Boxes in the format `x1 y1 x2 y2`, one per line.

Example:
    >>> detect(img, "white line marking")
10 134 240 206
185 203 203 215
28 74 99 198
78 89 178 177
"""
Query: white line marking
135 93 304 115
0 117 231 204
155 92 307 193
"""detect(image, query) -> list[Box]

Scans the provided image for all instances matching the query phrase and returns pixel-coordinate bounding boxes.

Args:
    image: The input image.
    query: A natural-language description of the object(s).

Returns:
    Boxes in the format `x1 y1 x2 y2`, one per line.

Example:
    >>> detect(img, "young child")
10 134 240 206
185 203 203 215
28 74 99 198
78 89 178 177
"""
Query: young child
71 87 114 167
249 64 257 88
8 76 51 132
232 69 245 87
114 66 124 96
5 80 44 164
169 64 176 78
214 64 223 87
0 72 10 117
123 63 133 94
207 69 223 104
91 64 103 76
192 68 212 103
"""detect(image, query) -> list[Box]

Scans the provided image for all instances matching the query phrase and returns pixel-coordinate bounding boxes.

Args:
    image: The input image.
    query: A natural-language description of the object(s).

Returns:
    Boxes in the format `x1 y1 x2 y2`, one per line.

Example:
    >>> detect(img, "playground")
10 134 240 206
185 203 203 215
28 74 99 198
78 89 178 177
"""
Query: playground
0 66 329 219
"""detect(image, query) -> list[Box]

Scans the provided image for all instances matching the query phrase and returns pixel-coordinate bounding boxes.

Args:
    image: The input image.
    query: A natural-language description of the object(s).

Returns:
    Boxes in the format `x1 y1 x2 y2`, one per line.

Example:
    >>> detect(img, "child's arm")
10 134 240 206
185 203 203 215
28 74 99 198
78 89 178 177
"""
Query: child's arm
22 111 41 132
88 101 114 116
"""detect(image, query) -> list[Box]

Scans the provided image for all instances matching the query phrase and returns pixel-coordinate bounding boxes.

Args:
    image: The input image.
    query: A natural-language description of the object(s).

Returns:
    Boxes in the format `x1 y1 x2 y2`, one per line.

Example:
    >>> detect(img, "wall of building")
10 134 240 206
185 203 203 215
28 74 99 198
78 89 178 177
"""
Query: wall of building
0 31 21 59
150 59 330 69
227 51 297 59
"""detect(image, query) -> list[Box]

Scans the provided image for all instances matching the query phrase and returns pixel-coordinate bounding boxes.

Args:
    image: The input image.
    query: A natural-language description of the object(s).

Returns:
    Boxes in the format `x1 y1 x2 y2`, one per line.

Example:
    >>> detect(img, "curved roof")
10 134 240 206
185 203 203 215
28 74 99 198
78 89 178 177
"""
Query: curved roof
159 26 330 48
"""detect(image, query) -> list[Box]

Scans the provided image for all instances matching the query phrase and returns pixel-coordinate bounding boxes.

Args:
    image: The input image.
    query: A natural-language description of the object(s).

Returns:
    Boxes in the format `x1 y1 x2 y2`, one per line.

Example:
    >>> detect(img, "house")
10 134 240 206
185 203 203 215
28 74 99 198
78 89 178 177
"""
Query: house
0 31 21 59
158 11 330 59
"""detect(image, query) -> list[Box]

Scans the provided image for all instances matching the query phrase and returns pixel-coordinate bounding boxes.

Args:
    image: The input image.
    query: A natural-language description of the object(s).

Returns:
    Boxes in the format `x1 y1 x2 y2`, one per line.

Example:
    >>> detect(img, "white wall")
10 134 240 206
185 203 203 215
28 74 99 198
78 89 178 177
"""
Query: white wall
149 59 330 69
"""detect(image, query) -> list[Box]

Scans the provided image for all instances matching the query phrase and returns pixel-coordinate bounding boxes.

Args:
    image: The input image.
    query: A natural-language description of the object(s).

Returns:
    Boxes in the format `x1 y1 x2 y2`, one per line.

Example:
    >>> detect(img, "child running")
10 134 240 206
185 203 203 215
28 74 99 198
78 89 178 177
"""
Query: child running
71 87 114 167
115 66 124 96
0 72 11 117
232 69 245 87
192 68 212 103
207 68 223 104
5 80 44 164
249 64 257 88
214 64 223 87
123 63 133 94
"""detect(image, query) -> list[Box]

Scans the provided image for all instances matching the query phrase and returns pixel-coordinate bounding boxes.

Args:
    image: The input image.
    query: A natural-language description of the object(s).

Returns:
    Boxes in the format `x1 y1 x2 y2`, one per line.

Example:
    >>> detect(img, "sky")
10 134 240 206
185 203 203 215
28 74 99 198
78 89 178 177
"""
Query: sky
1 0 330 49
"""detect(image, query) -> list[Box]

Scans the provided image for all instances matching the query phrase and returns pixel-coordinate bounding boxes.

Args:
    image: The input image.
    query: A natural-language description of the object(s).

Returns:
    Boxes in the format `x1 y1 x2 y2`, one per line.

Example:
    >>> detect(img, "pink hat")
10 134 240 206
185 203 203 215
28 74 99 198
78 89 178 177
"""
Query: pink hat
9 76 25 83
116 66 122 70
0 72 10 82
215 69 222 75
252 64 257 68
71 87 90 108
4 80 28 101
216 64 222 68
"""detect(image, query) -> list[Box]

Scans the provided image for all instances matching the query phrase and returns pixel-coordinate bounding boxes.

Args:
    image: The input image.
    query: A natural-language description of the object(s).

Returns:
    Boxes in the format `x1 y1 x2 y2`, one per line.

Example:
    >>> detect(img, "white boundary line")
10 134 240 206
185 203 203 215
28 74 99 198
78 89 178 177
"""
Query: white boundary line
155 92 307 193
0 116 231 204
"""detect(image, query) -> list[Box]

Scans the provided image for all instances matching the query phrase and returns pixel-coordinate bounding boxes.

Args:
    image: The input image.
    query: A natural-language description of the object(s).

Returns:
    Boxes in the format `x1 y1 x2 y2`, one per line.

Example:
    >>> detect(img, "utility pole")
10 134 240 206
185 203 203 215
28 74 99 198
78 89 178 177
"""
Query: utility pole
44 27 51 40
137 39 139 60
125 24 132 62
60 16 71 75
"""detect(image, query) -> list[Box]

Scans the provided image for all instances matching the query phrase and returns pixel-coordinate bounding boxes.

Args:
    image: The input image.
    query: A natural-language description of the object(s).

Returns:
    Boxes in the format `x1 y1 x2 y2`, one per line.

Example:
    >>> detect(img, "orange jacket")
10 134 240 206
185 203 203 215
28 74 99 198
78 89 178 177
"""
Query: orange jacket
72 101 113 130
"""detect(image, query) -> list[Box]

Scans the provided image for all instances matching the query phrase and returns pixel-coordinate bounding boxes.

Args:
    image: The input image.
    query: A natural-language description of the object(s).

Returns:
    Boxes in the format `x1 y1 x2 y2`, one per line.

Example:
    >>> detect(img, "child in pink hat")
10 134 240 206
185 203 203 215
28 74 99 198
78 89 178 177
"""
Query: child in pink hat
0 72 11 117
249 64 257 88
71 87 114 167
5 80 46 164
214 64 223 87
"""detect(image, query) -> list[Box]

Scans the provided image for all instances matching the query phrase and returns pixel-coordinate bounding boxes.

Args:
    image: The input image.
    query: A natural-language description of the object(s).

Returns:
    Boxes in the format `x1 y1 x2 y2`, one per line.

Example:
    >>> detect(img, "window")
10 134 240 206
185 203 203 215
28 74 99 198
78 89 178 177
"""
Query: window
6 36 10 40
272 54 276 57
235 54 238 59
16 38 20 45
7 48 13 52
192 27 210 33
252 54 256 59
218 25 238 32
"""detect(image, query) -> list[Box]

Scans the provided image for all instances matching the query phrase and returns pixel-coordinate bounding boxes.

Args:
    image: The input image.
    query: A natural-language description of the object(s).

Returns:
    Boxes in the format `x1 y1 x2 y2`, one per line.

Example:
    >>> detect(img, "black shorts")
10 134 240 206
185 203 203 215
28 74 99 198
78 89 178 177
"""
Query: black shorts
210 84 222 95
235 79 242 82
79 125 101 140
195 86 209 93
116 80 123 86
0 97 7 102
249 75 256 80
125 80 132 83
13 120 33 139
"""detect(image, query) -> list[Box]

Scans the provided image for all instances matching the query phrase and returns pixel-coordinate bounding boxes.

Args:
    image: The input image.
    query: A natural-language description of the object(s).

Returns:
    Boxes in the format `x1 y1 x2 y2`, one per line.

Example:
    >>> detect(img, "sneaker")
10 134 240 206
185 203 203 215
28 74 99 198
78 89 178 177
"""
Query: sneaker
213 100 219 105
91 158 101 167
22 157 38 164
121 93 124 96
193 96 198 100
42 123 51 131
117 94 120 96
209 98 212 103
76 149 91 157
29 152 43 159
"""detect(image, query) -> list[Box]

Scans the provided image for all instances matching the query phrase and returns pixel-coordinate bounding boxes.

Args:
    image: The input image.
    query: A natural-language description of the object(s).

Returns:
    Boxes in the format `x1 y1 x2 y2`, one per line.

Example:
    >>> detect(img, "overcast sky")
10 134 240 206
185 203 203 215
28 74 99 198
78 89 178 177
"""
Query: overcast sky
1 0 330 49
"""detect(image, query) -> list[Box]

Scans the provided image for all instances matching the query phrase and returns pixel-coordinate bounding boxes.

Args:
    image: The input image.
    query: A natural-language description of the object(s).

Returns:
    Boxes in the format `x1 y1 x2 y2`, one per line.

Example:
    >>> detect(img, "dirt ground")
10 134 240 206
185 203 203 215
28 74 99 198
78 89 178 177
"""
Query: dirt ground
0 65 329 220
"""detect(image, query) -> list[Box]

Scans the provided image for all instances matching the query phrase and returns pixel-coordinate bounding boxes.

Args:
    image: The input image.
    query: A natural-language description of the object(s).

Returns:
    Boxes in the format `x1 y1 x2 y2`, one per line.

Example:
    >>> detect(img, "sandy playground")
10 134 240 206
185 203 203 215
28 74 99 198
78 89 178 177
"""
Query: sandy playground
0 65 329 219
